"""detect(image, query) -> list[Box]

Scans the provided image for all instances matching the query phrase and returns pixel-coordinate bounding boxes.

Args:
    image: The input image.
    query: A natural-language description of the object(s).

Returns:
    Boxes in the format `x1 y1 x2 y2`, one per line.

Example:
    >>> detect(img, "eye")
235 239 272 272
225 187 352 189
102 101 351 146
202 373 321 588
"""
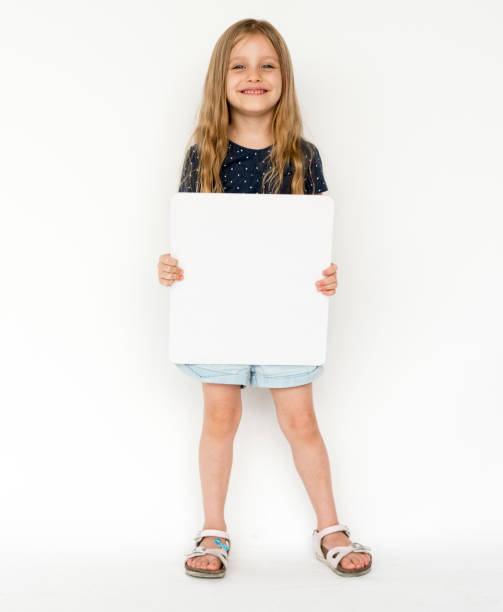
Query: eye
231 64 276 70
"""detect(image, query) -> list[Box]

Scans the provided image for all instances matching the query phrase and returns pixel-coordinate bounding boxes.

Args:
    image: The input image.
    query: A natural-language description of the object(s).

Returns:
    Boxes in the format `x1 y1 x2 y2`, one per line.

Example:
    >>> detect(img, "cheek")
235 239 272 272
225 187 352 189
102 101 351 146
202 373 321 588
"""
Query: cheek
272 74 282 100
226 73 239 93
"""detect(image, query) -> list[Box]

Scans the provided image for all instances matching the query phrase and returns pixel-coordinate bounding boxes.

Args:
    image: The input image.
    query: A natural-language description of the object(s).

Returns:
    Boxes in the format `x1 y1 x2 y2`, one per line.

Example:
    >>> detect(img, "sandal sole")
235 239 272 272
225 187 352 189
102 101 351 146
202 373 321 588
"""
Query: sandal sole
185 565 226 578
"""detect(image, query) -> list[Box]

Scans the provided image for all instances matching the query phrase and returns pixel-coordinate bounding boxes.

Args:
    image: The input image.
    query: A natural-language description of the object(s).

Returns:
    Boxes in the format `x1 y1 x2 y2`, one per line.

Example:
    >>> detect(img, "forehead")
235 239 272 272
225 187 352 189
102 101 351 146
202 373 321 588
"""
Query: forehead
229 33 278 60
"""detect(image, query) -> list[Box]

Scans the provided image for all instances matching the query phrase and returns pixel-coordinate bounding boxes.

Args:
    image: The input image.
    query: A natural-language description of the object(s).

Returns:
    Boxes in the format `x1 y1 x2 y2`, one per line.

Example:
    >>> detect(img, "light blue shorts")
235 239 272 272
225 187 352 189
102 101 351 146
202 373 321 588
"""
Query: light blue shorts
175 363 324 389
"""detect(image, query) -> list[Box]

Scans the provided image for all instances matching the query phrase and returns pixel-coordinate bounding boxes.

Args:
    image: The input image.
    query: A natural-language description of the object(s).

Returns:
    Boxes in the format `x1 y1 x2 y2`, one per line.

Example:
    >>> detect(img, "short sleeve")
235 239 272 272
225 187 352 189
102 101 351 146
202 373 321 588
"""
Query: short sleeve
303 142 328 194
178 144 200 192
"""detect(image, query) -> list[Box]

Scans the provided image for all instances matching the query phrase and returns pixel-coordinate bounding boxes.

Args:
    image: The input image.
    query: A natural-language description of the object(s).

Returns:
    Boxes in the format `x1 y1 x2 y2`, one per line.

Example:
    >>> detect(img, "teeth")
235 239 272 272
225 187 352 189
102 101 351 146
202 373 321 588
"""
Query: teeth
241 89 267 94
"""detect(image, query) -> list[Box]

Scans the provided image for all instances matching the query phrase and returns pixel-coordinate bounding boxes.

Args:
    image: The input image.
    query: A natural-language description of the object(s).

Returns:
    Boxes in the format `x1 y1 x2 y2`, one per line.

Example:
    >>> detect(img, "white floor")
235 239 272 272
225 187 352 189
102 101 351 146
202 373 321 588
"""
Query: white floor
1 546 501 612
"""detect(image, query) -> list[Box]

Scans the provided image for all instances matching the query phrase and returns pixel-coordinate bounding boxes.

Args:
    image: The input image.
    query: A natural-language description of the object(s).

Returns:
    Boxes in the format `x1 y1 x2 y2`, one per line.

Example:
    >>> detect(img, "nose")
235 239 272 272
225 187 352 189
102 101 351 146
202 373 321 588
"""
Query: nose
246 66 261 82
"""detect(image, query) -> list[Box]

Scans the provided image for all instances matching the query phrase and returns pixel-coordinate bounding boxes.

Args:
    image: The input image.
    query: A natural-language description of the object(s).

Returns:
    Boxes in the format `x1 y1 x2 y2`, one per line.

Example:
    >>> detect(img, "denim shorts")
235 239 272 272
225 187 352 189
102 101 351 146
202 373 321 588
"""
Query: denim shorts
175 363 324 389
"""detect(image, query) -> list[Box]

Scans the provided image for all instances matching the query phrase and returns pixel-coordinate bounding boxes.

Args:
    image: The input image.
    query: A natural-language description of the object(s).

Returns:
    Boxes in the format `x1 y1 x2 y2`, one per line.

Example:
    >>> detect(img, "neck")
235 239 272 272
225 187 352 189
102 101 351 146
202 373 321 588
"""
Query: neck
227 111 274 149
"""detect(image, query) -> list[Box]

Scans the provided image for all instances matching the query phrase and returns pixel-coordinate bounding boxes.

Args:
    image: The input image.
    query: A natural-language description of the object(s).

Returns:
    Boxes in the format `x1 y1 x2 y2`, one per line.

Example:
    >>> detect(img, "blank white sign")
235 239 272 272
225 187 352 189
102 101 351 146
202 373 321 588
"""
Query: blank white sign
168 192 334 365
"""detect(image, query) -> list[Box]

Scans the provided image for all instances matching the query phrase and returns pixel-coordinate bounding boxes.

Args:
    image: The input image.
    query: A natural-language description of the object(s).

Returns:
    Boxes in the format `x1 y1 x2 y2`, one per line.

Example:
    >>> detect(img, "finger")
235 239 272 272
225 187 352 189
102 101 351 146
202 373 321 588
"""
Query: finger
160 268 184 281
159 264 180 274
321 288 336 295
159 278 173 286
322 262 337 275
322 279 338 288
160 272 179 280
160 253 178 265
316 274 337 286
159 253 178 266
320 280 337 289
316 279 337 290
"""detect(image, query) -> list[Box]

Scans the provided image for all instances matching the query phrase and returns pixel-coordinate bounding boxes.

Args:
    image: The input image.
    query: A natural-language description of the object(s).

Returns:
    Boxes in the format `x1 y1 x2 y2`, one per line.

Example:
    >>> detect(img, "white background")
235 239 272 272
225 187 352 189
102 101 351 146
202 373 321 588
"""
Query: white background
1 1 502 610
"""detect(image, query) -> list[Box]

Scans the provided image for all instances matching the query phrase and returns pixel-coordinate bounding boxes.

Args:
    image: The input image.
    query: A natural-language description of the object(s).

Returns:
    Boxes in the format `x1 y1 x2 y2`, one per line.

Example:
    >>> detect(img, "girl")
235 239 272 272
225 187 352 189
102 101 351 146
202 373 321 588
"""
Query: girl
157 19 372 578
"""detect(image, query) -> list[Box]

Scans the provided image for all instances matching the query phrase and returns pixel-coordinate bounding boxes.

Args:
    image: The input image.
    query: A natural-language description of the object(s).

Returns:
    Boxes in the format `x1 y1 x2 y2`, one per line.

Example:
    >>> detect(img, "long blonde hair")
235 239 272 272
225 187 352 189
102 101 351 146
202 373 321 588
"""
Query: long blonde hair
179 19 320 195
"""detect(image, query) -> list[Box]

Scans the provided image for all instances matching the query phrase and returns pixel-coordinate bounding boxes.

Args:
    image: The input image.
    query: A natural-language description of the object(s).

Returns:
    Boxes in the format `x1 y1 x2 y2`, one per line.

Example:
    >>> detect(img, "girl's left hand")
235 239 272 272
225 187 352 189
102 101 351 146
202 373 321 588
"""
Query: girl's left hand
315 262 338 295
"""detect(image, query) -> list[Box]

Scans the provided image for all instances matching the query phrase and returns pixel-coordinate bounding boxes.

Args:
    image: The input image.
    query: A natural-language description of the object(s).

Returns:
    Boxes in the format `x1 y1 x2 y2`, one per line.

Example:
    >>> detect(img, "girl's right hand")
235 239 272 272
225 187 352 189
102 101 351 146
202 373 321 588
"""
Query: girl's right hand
158 253 184 286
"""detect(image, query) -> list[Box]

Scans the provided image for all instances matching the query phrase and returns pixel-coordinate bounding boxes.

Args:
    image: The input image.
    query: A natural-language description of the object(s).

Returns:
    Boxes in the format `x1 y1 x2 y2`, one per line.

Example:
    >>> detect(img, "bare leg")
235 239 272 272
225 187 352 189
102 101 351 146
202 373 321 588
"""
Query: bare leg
186 382 242 571
270 382 370 570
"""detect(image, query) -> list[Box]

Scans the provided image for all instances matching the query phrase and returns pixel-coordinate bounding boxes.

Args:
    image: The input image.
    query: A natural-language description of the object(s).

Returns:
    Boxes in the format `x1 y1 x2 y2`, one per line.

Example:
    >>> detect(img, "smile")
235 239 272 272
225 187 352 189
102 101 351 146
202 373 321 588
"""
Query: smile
240 89 268 95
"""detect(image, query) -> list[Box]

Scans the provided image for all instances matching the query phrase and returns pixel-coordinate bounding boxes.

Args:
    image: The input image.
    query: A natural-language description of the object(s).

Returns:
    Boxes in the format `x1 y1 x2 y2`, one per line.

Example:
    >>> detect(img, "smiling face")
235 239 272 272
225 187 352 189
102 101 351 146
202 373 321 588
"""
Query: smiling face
226 33 282 117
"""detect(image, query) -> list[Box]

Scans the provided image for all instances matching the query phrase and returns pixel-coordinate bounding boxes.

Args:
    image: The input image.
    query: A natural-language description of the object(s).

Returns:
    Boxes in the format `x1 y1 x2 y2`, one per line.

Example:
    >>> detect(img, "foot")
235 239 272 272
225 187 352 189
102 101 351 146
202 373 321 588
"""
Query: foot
320 529 371 570
186 535 229 571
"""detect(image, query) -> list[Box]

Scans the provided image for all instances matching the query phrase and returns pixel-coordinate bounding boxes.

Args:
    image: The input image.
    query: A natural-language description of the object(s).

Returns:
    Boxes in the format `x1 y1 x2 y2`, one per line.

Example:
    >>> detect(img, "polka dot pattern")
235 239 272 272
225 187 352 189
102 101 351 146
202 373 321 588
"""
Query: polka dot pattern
179 139 328 194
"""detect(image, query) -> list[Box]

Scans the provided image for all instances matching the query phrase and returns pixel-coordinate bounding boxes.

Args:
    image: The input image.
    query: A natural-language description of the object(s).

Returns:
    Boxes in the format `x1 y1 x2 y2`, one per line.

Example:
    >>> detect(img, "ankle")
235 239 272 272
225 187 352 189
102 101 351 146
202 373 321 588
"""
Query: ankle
316 519 340 532
202 522 227 532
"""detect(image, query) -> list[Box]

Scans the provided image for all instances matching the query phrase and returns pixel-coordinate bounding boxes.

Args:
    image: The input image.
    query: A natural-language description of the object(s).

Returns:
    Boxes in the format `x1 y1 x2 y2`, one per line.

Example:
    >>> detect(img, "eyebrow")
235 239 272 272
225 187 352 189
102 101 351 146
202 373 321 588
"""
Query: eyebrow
229 55 278 63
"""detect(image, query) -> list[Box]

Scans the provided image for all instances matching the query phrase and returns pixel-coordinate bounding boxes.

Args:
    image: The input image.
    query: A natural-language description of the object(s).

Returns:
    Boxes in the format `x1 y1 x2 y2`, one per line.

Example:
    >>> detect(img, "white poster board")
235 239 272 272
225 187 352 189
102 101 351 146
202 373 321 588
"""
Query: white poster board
168 192 334 365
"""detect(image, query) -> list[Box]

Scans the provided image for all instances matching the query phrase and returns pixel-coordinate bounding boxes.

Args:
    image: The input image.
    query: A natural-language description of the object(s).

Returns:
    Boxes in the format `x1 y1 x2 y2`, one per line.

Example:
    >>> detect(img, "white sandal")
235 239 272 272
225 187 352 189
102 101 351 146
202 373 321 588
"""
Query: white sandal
312 523 372 576
184 528 231 578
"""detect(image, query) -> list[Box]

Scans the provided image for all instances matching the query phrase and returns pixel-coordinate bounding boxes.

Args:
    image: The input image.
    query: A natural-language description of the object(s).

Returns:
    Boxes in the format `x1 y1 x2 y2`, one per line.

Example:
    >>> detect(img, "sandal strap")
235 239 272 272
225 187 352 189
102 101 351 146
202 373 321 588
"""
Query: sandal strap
194 528 231 548
312 523 350 548
185 545 229 569
325 543 372 569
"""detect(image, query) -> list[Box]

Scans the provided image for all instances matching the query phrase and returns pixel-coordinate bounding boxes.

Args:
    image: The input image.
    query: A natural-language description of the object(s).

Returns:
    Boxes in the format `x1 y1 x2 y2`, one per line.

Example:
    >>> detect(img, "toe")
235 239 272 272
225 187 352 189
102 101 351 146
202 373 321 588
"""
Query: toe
341 554 356 569
206 556 219 569
354 552 370 568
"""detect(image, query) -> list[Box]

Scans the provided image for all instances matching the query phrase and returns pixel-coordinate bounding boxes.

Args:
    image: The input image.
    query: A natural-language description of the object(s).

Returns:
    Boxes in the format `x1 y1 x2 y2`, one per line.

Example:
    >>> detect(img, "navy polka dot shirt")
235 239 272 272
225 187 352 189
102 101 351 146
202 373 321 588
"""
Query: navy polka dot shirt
179 139 328 194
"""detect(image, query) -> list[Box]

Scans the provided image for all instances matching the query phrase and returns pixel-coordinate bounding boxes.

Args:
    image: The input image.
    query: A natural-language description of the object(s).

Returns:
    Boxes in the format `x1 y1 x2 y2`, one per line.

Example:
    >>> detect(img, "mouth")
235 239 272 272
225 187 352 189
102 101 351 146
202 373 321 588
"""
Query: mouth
239 88 269 95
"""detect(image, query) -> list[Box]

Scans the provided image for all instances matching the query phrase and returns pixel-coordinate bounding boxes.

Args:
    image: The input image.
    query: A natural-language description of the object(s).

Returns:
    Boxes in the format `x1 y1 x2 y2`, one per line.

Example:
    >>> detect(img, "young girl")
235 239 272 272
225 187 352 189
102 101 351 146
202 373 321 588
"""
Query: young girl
157 19 372 579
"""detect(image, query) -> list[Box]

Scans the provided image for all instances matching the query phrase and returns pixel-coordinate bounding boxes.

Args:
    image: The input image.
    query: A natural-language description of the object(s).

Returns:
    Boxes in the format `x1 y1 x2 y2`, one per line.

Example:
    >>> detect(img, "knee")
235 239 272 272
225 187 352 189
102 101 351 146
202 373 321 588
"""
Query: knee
204 405 241 437
280 412 319 442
